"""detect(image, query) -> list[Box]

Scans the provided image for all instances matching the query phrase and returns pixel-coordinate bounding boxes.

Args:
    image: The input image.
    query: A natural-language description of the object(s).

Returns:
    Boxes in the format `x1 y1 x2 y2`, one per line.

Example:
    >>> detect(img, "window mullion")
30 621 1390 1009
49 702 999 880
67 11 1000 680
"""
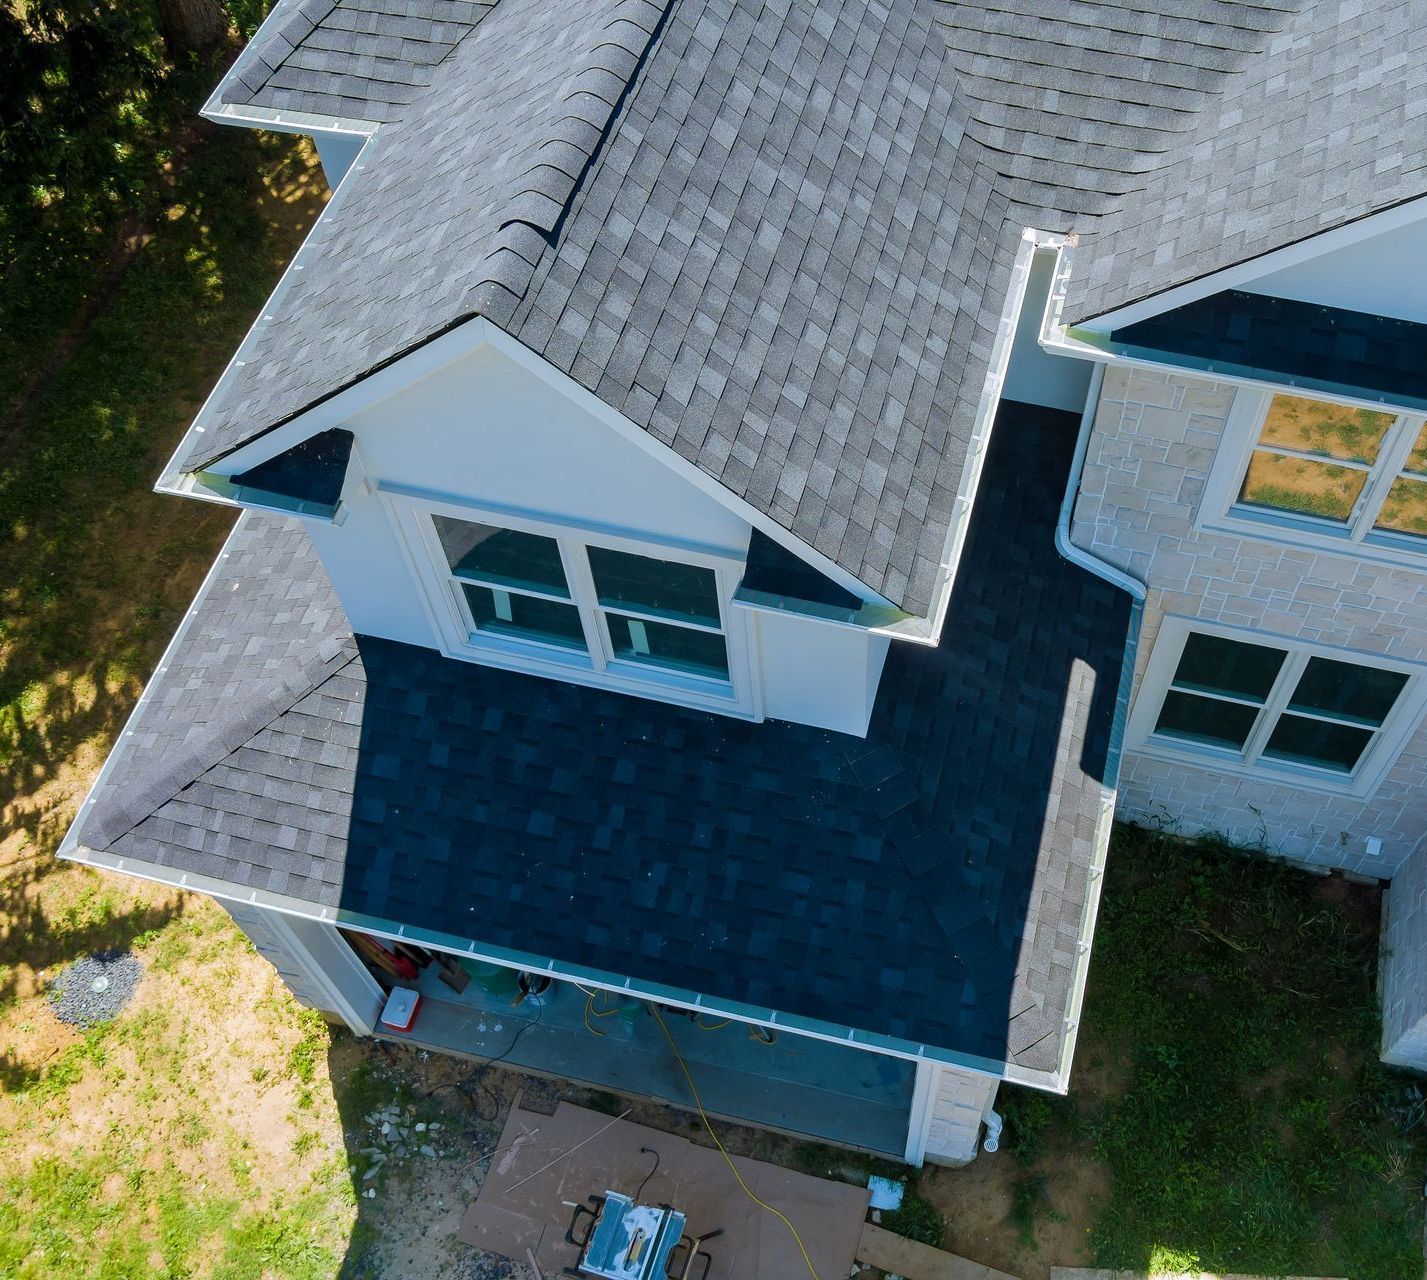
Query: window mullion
1241 651 1306 765
600 607 725 635
1166 683 1270 710
560 539 608 671
1353 414 1421 537
452 575 572 605
1253 442 1373 471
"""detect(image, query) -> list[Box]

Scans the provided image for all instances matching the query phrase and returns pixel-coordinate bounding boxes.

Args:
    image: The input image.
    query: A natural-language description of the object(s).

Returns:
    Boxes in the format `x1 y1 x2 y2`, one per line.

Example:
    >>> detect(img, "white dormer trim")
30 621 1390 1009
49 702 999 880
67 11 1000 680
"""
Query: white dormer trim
159 317 905 630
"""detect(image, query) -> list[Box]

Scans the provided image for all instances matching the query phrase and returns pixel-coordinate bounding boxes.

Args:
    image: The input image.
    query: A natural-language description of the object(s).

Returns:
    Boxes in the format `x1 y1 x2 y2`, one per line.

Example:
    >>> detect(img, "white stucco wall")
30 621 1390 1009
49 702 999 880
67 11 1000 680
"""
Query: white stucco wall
300 341 886 734
1071 364 1427 877
1003 253 1094 413
751 610 889 736
1243 214 1427 325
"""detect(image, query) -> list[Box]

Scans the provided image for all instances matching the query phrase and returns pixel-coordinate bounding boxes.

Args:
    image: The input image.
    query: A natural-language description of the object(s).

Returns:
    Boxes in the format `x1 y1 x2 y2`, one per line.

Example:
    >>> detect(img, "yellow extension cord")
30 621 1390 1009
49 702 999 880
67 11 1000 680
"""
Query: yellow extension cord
649 1004 822 1280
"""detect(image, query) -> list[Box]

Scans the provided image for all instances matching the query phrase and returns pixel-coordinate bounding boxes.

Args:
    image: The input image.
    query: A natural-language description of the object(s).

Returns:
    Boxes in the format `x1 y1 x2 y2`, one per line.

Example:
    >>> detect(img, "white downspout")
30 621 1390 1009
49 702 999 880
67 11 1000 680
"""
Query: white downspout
1055 360 1146 600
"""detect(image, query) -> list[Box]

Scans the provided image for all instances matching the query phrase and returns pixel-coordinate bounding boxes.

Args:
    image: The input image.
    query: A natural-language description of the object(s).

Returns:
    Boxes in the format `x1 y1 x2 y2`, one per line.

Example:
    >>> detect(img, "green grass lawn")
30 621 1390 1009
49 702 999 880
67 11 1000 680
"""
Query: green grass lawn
999 824 1425 1279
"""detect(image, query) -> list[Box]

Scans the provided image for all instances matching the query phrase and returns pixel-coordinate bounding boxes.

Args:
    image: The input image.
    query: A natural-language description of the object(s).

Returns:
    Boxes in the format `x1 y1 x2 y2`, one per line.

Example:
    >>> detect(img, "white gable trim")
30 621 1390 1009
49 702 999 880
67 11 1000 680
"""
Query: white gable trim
1070 194 1427 334
162 316 903 621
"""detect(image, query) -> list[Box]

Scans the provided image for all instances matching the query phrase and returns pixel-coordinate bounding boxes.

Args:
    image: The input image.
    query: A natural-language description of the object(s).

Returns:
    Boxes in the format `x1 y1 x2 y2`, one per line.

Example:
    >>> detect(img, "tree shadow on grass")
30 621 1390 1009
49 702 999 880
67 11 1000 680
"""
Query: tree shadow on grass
0 125 325 823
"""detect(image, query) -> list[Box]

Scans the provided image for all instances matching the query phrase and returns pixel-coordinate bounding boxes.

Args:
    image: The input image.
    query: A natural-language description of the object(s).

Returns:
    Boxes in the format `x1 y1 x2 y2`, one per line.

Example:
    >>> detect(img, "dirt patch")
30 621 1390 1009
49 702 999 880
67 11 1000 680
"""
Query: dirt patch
919 1145 1106 1280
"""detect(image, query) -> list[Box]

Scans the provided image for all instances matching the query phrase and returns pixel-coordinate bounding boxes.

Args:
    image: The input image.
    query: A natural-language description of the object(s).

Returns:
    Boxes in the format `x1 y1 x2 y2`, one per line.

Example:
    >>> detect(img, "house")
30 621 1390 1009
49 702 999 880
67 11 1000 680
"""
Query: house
60 0 1427 1168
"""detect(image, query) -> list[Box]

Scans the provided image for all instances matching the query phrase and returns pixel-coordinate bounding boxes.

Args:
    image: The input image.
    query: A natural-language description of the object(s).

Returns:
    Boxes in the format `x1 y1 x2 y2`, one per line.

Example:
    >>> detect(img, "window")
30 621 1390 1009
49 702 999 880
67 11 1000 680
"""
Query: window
435 517 586 650
1206 390 1427 556
587 546 729 679
417 506 742 707
1129 619 1422 793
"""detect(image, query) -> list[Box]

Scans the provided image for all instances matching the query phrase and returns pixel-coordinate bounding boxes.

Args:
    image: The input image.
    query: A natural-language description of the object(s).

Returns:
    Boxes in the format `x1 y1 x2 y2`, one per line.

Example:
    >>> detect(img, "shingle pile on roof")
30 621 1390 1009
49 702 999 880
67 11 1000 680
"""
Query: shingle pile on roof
188 0 1426 618
70 401 1135 1081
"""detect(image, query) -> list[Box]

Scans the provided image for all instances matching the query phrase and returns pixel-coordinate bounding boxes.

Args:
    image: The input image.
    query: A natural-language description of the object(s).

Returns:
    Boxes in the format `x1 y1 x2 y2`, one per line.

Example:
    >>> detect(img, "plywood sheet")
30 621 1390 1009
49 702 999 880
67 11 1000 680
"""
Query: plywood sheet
459 1101 869 1279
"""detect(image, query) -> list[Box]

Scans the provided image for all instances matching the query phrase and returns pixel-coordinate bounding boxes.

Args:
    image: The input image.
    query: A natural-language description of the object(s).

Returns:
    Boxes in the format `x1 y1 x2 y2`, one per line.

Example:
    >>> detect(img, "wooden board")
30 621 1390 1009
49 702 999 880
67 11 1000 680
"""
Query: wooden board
856 1222 1022 1280
460 1100 870 1279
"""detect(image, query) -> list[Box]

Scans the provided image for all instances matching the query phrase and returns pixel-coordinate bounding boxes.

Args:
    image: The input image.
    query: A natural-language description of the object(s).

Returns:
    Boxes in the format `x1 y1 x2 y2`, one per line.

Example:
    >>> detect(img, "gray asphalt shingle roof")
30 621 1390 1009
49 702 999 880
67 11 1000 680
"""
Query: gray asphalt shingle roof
1066 0 1427 324
70 401 1136 1080
218 0 498 125
187 0 1426 616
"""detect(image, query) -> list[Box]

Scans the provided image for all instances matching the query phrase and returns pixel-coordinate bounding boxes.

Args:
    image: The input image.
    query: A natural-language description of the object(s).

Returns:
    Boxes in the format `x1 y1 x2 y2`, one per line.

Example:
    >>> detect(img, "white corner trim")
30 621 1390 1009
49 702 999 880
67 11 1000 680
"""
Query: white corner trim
1064 194 1427 334
902 1060 937 1166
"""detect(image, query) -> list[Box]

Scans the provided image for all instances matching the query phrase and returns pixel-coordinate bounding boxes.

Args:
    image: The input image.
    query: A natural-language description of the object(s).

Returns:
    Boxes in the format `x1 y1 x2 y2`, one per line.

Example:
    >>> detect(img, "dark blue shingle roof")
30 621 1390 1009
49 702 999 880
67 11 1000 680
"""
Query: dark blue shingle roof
71 401 1135 1078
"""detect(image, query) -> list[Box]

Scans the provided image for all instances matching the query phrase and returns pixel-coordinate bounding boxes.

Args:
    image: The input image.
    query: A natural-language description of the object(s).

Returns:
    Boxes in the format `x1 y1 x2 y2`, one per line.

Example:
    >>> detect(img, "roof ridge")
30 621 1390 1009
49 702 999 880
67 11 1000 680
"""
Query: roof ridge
462 0 673 324
83 635 360 851
182 0 672 472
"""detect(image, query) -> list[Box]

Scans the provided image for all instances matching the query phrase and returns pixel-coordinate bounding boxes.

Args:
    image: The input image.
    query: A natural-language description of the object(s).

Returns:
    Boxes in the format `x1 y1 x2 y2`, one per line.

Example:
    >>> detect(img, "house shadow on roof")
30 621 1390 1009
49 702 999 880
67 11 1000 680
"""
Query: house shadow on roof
327 400 1133 1075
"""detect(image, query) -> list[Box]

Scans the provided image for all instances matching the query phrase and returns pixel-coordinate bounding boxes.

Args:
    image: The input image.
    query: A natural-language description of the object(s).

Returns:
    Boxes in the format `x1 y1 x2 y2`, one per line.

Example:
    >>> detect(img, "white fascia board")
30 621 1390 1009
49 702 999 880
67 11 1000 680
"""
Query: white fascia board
199 0 381 138
59 838 1006 1080
1040 245 1427 418
903 227 1059 649
1070 193 1427 334
203 100 380 140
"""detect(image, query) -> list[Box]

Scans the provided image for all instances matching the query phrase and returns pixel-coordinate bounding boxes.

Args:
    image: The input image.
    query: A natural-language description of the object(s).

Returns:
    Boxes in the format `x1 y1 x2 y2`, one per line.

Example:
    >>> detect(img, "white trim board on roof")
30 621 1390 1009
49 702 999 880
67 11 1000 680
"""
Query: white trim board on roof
1041 242 1427 417
1069 194 1427 334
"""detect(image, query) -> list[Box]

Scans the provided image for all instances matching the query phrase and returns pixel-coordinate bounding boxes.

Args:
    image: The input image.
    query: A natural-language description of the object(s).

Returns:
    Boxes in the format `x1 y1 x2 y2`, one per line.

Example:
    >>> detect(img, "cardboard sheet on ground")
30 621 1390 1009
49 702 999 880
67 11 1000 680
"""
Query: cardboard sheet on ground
459 1100 870 1278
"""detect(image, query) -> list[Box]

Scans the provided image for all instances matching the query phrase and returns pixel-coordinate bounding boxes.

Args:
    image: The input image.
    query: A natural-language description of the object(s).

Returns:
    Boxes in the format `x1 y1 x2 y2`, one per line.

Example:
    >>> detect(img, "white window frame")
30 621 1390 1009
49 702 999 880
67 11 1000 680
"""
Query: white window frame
382 490 761 720
1199 387 1427 566
1126 616 1427 798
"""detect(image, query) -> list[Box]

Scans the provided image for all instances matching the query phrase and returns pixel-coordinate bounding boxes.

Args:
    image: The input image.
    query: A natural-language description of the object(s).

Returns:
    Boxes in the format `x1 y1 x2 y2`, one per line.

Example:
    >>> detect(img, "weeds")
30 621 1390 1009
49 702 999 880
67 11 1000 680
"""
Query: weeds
287 1008 329 1085
882 1192 945 1249
1009 1172 1060 1249
1079 824 1422 1278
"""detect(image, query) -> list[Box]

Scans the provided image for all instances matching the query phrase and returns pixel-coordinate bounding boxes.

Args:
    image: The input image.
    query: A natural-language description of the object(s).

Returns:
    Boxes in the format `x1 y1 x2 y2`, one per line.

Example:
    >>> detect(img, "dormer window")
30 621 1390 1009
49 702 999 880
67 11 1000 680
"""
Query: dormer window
435 518 587 650
392 496 751 717
1202 390 1427 561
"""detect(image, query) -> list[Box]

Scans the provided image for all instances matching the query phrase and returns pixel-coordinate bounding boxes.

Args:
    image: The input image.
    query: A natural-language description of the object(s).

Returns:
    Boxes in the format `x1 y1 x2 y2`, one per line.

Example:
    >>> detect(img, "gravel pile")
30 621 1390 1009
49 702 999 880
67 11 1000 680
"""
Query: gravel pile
47 950 142 1028
355 1103 448 1198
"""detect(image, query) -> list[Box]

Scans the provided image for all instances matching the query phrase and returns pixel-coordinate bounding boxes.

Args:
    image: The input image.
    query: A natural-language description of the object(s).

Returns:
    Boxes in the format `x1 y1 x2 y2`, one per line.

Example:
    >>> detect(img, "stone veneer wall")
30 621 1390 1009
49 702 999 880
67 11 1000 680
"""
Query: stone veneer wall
1071 363 1427 880
923 1064 998 1166
1381 838 1427 1067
